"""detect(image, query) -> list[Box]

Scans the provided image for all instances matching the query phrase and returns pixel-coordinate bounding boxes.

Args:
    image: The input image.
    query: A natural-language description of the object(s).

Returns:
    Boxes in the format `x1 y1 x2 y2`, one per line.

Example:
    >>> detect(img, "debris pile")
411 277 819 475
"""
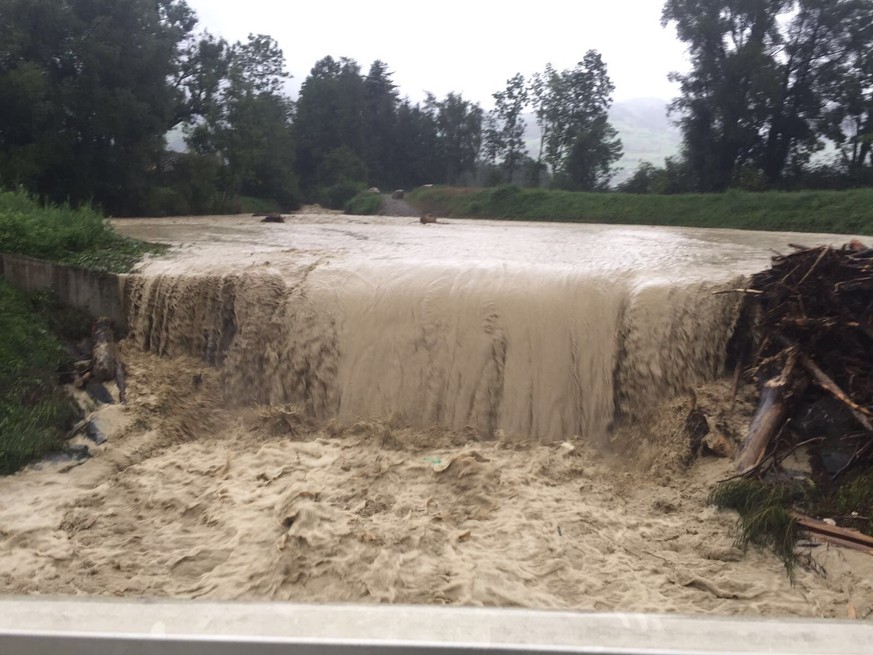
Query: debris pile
713 240 873 562
734 240 873 477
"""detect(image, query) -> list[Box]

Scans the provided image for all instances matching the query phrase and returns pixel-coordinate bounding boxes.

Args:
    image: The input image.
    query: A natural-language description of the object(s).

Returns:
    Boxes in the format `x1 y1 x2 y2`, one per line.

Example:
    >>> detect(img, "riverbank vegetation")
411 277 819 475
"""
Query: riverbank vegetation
344 191 384 216
409 185 873 235
0 189 163 273
0 282 88 474
0 189 159 474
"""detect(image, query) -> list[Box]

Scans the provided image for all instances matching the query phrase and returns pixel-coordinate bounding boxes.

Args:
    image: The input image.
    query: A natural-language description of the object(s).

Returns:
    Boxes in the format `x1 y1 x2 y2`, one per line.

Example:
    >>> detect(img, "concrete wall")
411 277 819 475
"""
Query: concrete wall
0 253 127 327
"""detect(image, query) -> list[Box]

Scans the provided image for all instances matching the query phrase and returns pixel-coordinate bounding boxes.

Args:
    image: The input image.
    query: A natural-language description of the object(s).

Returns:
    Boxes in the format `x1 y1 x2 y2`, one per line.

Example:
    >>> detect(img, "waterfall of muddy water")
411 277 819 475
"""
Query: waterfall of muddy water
5 214 873 614
115 214 840 443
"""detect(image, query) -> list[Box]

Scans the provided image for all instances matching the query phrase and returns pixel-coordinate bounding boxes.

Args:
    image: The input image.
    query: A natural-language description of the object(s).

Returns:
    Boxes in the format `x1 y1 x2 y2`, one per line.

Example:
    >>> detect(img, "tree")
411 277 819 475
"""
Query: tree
391 99 439 188
187 33 299 208
663 0 873 190
293 56 368 194
529 53 622 190
818 4 873 176
425 92 483 184
490 73 529 183
0 0 197 213
362 60 399 187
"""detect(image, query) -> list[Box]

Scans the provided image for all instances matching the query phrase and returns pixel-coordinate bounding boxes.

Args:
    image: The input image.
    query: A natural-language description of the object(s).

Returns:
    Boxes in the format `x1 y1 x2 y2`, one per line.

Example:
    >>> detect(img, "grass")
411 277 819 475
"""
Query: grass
345 191 384 216
809 470 873 537
0 188 165 273
0 280 84 474
709 479 798 575
0 188 162 473
409 185 873 235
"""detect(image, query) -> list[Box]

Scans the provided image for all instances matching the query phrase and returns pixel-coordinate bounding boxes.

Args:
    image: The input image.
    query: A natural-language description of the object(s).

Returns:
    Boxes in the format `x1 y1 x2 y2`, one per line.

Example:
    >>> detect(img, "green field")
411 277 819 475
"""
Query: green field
409 185 873 235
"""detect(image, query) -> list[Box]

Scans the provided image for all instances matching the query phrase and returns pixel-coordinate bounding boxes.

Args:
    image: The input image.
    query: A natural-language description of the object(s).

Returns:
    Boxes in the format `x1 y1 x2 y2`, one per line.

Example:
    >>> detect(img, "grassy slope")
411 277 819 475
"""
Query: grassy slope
0 188 165 272
0 189 158 472
410 185 873 235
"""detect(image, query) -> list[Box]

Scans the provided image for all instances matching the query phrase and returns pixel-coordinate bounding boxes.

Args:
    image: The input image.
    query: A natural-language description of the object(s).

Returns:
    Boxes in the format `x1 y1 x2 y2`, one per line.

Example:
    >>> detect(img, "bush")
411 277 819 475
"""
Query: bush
316 180 367 210
0 188 163 272
345 191 383 215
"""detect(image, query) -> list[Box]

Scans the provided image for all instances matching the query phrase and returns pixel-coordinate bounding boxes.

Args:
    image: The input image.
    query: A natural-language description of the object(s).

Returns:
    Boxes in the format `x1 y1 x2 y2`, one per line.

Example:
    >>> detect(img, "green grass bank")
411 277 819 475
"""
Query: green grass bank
409 185 873 235
0 188 165 273
0 189 160 472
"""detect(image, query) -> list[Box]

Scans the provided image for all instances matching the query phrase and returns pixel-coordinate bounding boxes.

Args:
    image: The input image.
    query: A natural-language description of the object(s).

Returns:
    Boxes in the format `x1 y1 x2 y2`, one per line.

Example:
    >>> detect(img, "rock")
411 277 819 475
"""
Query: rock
85 381 114 405
367 187 380 194
261 213 285 223
420 213 436 224
392 189 405 199
86 417 108 445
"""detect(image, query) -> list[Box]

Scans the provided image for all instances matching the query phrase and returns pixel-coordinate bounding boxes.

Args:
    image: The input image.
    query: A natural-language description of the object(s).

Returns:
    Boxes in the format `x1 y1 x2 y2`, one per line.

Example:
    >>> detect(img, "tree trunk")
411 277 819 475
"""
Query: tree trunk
736 384 787 473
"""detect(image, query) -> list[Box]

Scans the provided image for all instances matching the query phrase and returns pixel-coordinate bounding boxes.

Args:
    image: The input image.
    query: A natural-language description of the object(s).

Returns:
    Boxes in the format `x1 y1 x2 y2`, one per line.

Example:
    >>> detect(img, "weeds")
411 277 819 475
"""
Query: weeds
0 188 164 273
0 280 84 474
709 479 798 575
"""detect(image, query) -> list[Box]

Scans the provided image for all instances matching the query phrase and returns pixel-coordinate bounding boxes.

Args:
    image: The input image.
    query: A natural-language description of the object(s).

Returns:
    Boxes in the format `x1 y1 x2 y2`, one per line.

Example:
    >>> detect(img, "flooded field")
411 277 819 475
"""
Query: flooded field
1 213 871 617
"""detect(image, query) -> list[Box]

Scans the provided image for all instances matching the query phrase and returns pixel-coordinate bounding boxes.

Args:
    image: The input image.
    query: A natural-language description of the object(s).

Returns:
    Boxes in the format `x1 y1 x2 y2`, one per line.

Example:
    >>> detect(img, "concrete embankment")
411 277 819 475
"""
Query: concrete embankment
0 252 127 326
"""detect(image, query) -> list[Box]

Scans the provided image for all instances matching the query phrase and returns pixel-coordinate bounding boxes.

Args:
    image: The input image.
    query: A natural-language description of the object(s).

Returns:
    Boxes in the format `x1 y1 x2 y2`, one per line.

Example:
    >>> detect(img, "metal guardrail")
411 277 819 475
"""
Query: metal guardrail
1 597 872 655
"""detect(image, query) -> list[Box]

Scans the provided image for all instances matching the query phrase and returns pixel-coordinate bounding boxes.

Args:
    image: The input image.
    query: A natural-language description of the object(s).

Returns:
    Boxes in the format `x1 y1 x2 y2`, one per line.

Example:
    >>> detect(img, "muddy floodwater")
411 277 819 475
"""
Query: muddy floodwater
1 213 871 617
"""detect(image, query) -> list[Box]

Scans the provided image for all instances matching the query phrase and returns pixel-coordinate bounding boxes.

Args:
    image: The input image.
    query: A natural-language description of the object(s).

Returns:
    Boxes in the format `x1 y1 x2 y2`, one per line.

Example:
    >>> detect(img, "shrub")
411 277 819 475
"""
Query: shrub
345 191 383 215
0 188 164 272
316 180 366 210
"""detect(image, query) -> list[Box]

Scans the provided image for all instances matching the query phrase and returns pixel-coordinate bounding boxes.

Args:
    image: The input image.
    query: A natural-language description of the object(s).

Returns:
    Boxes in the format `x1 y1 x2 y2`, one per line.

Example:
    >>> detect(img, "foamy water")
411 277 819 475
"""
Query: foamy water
1 215 870 616
113 214 850 440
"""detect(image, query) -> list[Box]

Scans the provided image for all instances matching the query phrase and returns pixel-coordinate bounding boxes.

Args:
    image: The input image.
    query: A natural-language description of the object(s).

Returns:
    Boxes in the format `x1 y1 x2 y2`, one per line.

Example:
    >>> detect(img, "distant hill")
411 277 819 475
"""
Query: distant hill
522 97 682 186
609 98 682 183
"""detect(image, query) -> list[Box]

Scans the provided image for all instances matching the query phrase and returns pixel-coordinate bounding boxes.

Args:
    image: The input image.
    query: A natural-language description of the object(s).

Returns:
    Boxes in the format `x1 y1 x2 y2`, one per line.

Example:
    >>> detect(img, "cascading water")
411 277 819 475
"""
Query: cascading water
4 214 868 614
122 216 753 442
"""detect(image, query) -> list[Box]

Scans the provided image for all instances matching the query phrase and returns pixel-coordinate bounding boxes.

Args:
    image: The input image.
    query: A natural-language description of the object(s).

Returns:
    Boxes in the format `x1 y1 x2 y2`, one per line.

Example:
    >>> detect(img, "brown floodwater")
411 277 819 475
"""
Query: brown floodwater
1 213 869 617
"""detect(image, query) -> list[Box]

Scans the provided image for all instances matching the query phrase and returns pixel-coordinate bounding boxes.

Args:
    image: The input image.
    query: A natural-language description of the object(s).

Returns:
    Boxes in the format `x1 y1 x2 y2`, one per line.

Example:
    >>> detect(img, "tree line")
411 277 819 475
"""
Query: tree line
624 0 873 194
5 1 867 215
0 0 623 216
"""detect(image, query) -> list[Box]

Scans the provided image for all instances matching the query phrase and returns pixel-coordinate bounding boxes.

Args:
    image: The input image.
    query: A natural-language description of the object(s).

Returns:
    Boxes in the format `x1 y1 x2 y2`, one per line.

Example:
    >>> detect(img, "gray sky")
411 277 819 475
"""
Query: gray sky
185 0 690 108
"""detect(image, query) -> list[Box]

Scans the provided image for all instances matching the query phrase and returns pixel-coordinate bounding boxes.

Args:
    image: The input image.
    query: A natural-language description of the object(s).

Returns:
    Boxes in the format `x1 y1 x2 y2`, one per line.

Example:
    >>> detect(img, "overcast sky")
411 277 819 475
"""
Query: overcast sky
185 0 690 108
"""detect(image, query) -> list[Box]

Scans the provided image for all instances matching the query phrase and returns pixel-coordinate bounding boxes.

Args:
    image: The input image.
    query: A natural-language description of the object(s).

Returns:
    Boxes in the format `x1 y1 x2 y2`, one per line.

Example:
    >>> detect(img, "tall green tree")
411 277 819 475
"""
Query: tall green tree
391 99 439 188
294 56 368 194
817 3 873 176
0 0 197 213
663 0 873 189
425 92 483 185
187 33 299 208
529 53 621 190
362 60 399 187
490 73 529 183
